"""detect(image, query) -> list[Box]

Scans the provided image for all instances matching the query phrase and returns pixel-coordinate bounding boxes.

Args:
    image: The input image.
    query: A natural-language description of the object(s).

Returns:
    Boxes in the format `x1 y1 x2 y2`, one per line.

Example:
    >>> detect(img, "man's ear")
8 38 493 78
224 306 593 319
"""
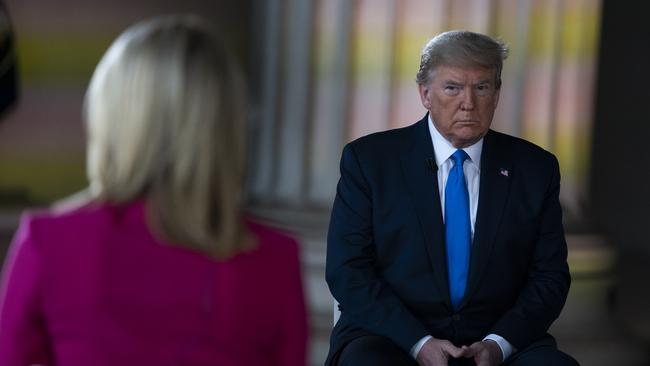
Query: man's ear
418 84 432 110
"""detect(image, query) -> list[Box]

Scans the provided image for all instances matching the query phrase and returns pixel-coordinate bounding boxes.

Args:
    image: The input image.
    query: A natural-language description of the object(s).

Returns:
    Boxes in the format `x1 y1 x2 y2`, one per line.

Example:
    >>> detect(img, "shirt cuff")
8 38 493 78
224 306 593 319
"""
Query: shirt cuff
410 335 433 359
483 334 516 361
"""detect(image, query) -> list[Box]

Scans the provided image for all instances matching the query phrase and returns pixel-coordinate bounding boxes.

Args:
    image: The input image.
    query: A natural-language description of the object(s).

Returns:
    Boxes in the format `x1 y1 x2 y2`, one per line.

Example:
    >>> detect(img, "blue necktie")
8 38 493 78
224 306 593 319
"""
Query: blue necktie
445 149 471 310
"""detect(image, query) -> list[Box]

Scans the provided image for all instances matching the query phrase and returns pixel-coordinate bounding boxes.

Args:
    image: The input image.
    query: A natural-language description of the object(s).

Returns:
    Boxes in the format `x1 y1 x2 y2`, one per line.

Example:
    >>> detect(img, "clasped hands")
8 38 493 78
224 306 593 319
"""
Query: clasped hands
416 337 503 366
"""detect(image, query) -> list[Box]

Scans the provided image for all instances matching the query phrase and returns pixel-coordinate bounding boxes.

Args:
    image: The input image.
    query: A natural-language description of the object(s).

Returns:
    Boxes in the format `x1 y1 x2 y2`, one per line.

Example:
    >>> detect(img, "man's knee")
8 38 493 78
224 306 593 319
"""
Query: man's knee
506 346 579 366
336 335 417 366
541 350 579 366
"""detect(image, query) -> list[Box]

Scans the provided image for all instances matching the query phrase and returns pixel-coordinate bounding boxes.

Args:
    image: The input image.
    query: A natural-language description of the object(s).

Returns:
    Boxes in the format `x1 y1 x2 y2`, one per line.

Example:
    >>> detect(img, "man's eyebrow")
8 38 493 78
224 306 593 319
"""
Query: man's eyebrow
442 79 493 86
474 79 494 85
443 80 464 85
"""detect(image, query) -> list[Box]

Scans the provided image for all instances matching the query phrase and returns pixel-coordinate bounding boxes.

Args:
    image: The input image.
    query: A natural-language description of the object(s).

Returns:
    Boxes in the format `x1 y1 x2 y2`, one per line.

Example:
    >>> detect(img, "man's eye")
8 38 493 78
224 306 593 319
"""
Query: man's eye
476 84 491 95
443 86 460 95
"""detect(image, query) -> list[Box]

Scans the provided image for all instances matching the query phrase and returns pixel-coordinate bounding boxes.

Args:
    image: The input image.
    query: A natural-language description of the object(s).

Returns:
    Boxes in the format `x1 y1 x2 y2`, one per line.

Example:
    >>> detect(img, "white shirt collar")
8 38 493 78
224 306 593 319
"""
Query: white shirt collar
427 115 483 169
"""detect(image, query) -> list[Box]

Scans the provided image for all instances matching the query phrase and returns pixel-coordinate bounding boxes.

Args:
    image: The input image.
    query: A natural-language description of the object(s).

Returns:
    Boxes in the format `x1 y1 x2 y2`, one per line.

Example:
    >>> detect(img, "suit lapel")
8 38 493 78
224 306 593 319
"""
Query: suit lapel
461 130 512 308
399 115 450 306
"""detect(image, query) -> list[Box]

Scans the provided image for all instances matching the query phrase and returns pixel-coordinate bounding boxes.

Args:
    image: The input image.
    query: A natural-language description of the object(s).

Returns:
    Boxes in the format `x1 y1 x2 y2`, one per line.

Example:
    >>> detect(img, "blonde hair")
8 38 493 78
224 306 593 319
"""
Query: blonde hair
416 30 509 88
85 15 249 258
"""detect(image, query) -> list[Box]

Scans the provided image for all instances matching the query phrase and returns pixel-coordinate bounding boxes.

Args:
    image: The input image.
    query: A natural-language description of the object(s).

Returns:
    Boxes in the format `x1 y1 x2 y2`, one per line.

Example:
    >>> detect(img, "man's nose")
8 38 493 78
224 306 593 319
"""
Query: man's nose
460 89 475 110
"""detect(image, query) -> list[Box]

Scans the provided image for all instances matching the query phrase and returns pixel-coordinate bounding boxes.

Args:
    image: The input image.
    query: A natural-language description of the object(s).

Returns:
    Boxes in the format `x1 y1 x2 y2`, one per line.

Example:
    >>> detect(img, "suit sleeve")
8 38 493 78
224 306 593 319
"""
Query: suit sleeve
490 155 571 350
276 239 308 366
0 214 52 365
326 143 429 353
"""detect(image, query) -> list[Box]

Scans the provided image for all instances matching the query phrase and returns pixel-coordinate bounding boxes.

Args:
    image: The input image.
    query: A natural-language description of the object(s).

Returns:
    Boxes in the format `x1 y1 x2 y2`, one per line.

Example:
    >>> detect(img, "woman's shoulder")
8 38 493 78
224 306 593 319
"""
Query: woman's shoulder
22 202 98 229
21 195 142 238
238 217 303 284
244 217 300 257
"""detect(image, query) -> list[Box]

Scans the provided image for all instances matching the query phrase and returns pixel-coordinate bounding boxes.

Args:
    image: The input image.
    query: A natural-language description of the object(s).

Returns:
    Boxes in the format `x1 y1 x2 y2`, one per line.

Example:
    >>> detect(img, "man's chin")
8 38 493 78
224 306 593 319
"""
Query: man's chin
451 132 484 148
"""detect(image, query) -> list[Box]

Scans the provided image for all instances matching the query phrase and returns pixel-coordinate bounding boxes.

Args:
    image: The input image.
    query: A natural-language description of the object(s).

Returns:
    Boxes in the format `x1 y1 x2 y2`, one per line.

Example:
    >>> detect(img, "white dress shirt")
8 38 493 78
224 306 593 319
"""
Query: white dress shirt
409 116 515 361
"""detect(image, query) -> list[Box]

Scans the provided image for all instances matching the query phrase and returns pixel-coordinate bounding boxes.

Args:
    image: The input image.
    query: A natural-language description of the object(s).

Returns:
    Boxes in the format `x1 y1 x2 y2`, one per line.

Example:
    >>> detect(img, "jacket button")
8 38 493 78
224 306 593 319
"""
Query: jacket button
452 314 460 321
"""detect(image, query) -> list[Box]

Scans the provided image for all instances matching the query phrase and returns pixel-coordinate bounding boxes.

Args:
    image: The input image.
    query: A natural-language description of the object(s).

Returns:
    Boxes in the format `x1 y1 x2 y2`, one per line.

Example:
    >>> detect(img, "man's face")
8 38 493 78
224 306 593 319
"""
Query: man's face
418 65 500 148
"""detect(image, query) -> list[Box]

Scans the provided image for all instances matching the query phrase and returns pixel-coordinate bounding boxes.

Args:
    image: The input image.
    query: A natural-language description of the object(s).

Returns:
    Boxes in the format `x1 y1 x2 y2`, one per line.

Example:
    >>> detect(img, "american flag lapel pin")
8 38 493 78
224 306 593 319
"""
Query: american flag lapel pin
499 168 509 177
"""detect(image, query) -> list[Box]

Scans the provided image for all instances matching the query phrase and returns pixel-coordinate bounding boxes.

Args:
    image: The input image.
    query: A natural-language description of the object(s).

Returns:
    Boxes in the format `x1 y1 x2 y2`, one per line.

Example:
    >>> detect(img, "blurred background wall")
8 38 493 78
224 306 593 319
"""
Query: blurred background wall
590 0 650 359
0 0 250 207
0 0 648 365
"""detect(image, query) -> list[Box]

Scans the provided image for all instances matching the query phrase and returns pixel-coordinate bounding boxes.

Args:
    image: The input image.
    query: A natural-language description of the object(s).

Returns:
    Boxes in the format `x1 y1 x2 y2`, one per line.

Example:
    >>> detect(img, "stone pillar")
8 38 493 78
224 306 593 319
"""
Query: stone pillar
247 0 354 363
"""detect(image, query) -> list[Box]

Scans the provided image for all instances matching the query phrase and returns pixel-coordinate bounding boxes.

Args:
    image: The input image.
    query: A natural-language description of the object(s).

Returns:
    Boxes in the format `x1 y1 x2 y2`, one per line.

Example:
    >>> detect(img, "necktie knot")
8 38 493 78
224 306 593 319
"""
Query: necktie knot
451 149 469 166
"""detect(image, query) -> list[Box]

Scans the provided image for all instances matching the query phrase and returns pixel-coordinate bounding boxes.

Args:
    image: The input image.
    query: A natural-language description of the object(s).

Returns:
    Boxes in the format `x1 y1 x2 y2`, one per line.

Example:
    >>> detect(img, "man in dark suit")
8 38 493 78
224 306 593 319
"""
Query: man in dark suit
325 30 578 366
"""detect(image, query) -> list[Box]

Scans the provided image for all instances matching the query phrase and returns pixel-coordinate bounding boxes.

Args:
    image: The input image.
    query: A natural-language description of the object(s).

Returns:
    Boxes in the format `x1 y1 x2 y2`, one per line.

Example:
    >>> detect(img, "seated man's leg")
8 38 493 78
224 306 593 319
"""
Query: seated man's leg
335 335 418 366
504 335 579 366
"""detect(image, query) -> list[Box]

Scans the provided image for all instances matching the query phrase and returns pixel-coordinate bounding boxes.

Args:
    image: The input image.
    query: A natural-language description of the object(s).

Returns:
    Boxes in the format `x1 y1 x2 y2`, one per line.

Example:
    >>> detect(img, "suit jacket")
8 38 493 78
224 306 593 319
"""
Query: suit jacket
325 115 570 363
0 199 307 366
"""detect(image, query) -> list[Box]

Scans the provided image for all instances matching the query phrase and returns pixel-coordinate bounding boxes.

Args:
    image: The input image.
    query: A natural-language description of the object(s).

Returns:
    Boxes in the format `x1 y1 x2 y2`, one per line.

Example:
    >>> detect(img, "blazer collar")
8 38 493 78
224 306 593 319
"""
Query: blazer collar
460 129 513 309
399 114 451 307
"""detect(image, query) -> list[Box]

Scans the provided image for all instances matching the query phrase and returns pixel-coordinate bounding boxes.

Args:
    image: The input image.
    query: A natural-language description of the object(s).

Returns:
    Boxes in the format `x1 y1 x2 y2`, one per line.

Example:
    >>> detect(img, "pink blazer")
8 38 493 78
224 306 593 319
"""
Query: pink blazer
0 200 307 366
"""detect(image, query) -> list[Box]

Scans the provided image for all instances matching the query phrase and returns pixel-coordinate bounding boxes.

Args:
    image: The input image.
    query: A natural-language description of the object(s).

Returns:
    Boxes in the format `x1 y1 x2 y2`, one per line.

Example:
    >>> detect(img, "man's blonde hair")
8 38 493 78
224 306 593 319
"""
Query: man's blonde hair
85 15 249 258
416 30 509 88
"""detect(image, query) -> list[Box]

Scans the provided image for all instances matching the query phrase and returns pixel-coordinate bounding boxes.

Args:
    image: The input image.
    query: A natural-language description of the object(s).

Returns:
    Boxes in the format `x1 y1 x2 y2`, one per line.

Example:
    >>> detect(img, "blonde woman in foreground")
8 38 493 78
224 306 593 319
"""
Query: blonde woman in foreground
0 15 307 366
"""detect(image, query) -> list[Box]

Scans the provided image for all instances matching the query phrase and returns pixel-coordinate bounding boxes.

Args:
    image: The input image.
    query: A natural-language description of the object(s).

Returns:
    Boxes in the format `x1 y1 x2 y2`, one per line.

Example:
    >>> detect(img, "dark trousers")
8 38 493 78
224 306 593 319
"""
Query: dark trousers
334 334 579 366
